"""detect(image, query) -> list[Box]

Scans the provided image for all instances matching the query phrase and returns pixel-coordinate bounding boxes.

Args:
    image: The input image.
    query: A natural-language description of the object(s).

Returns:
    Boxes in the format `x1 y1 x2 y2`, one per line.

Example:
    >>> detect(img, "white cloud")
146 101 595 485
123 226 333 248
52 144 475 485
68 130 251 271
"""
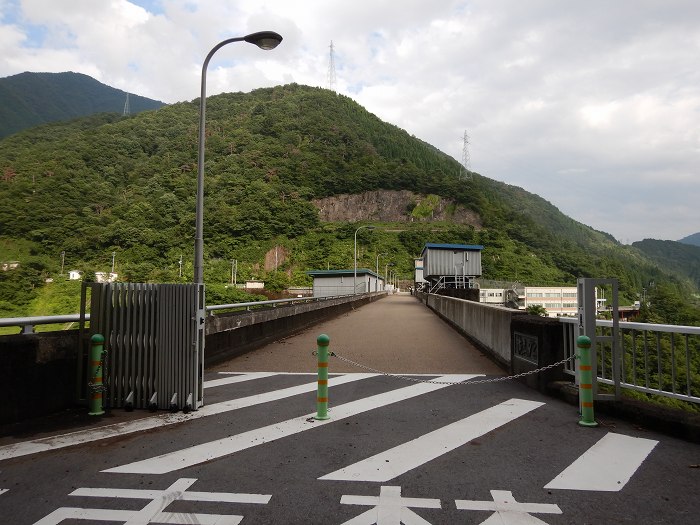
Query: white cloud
0 0 699 243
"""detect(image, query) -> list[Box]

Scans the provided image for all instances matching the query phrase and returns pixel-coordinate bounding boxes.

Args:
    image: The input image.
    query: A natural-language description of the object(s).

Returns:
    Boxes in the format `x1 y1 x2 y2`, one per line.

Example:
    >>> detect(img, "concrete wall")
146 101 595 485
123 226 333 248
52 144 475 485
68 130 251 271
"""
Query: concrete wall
0 294 384 425
0 330 81 425
421 292 527 368
205 294 381 367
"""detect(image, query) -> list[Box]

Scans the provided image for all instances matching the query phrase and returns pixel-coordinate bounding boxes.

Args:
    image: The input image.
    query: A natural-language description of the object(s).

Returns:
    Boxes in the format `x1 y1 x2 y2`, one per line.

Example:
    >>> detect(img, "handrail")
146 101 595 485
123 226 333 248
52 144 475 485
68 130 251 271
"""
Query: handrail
559 316 700 335
0 292 383 333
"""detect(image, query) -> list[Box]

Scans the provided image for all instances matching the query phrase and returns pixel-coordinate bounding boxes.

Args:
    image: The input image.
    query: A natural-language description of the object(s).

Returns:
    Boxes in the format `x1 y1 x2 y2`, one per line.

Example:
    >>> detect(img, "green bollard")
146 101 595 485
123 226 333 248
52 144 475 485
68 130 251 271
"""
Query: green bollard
315 334 330 420
577 335 598 427
88 334 106 416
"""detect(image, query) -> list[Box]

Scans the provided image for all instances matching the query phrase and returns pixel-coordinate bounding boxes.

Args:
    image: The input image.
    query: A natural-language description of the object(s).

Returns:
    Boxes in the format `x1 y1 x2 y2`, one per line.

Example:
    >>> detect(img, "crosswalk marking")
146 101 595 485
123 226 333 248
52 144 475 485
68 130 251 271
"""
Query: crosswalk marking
0 373 376 462
103 374 479 475
544 432 658 491
203 371 278 389
320 398 544 482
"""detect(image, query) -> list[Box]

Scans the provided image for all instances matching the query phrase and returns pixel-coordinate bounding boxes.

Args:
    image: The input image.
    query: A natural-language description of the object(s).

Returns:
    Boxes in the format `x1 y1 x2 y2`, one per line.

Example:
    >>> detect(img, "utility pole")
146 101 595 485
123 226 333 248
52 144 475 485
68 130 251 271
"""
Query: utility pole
179 254 183 278
111 252 116 273
231 259 238 286
60 251 65 275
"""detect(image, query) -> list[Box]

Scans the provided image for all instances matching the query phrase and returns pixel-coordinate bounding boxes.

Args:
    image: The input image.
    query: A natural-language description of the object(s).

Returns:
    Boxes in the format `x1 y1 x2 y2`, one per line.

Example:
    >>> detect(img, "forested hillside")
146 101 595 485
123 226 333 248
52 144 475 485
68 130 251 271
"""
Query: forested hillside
632 239 700 289
0 83 698 324
0 72 165 138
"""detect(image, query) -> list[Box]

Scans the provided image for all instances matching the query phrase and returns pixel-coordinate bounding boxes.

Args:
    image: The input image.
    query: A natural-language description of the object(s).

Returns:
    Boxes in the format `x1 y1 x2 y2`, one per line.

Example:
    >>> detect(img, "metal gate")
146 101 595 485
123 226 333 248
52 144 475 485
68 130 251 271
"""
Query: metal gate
78 283 205 411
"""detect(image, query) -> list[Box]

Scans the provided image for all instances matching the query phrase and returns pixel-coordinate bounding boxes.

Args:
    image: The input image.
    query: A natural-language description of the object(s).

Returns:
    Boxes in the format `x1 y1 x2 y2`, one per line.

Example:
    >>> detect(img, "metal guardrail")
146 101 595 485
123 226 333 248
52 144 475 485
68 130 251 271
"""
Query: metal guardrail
561 317 700 404
0 292 380 333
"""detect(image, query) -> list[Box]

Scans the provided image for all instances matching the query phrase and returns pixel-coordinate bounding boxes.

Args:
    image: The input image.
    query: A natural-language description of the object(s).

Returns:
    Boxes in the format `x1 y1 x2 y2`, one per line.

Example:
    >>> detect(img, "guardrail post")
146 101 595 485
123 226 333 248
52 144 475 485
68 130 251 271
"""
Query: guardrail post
577 335 597 427
88 333 106 416
315 334 330 420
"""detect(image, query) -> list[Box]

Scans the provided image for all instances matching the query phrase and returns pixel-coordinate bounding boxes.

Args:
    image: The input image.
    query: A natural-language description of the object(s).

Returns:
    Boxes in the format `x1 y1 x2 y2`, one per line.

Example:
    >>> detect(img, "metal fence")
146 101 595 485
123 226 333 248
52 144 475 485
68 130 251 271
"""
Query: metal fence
561 317 700 404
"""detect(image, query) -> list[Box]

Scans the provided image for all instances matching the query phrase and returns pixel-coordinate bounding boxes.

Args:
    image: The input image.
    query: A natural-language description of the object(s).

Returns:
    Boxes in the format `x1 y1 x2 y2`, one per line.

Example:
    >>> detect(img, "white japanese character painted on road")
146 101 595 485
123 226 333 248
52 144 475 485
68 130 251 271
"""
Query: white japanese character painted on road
340 485 441 525
455 490 562 524
34 477 270 525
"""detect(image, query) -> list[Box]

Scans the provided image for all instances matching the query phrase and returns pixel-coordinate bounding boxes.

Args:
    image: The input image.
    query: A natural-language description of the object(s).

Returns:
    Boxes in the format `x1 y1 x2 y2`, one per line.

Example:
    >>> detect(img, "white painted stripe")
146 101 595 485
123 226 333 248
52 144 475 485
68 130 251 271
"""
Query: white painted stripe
320 398 544 482
0 373 376 462
544 432 658 491
0 489 8 496
203 372 277 389
103 374 479 474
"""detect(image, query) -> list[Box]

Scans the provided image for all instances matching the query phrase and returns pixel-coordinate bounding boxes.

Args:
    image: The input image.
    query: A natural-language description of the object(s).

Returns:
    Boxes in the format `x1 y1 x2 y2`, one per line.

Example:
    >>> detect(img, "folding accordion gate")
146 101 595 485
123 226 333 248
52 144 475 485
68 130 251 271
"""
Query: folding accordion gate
78 283 205 412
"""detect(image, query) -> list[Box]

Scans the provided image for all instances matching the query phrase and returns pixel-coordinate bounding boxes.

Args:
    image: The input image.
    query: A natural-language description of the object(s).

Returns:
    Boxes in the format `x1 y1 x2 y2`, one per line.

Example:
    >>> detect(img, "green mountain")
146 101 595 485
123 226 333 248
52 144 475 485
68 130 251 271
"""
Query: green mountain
0 71 165 138
679 232 700 248
0 82 698 324
632 239 700 289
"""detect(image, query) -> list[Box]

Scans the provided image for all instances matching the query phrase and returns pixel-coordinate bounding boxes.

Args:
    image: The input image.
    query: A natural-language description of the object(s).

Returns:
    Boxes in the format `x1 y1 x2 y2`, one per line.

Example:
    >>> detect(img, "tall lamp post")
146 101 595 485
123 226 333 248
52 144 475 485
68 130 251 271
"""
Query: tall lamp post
353 225 375 294
194 31 283 284
375 252 386 292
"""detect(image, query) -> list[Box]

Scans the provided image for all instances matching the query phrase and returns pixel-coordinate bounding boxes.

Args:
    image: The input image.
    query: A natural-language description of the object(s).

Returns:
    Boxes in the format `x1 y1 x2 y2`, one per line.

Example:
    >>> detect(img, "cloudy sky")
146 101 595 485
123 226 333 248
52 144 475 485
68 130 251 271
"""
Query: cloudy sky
1 0 698 243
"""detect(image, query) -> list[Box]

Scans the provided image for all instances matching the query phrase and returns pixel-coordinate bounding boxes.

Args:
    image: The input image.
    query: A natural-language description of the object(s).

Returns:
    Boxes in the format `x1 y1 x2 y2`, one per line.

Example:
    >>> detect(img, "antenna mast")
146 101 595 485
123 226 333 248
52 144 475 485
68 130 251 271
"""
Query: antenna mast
122 93 131 116
460 130 472 181
327 40 337 92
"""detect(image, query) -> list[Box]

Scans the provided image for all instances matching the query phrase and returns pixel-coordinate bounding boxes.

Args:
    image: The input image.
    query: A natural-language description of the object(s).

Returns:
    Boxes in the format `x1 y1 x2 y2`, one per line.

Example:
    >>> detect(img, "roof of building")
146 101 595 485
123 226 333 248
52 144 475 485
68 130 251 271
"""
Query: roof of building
307 269 381 278
421 243 484 253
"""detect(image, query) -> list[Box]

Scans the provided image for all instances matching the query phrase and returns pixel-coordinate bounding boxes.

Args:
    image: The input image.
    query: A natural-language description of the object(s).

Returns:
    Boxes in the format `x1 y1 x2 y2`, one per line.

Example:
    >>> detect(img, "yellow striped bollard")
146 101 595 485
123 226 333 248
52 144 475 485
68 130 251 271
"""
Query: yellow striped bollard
577 335 598 427
315 334 330 420
88 333 106 416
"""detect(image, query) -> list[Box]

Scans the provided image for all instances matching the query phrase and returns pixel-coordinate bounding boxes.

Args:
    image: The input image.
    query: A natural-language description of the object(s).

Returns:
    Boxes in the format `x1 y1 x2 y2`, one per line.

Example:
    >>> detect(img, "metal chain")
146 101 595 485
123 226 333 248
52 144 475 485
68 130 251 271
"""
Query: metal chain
88 351 107 393
326 351 578 385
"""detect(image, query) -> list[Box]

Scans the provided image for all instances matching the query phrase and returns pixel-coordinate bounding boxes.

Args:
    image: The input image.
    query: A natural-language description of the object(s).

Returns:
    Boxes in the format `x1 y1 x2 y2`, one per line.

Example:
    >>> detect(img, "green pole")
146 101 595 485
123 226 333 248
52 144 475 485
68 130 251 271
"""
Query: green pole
577 335 597 427
315 334 330 420
88 333 105 416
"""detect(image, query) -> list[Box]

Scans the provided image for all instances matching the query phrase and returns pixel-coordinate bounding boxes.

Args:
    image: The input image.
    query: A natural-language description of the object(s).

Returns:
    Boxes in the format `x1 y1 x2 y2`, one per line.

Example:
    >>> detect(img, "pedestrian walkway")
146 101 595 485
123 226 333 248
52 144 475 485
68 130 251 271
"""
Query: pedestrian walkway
210 293 504 375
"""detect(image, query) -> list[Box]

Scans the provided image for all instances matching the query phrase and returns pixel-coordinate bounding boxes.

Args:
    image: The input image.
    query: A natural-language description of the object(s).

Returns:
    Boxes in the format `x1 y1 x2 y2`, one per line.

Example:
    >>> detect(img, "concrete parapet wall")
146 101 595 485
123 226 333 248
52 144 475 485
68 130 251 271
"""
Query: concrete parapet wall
0 330 80 425
0 294 383 425
421 292 527 367
205 294 380 367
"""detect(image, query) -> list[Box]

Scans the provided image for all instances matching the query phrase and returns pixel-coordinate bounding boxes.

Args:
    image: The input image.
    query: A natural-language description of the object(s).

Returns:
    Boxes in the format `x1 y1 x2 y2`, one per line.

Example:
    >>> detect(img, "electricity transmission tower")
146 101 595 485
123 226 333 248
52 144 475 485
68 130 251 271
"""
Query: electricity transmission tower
327 40 337 92
460 130 472 181
122 93 131 116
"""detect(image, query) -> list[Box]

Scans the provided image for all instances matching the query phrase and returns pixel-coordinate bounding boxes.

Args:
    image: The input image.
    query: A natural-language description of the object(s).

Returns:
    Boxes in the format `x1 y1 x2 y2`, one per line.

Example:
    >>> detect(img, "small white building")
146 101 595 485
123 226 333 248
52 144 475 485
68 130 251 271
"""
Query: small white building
245 280 265 290
95 272 118 283
68 270 83 280
307 269 384 298
479 288 507 305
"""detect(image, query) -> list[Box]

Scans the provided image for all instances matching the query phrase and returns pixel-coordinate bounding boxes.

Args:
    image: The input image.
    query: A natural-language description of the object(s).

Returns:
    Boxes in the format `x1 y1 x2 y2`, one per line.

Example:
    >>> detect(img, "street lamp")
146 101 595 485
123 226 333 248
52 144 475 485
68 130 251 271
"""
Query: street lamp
354 225 375 294
375 252 386 293
194 31 283 284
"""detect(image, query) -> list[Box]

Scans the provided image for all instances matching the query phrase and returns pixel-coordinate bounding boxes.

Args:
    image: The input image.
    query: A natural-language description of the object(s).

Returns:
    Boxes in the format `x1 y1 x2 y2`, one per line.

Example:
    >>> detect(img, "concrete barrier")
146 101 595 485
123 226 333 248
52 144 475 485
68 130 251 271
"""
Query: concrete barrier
419 292 527 368
205 294 381 366
0 294 383 425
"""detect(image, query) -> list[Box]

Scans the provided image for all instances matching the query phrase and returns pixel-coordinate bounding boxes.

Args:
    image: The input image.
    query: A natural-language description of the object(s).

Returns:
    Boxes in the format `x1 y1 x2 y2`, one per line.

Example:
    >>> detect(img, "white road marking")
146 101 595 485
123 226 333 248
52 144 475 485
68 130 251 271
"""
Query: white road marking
320 398 544 482
0 489 8 496
35 477 269 525
456 490 561 524
340 485 441 525
0 373 376 462
544 432 658 491
104 374 479 475
203 372 278 389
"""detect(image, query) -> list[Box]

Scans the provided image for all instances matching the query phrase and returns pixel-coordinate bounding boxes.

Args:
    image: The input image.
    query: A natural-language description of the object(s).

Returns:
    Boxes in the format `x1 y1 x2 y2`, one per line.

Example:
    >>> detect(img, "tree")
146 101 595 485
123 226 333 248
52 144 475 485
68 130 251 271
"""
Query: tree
526 305 548 317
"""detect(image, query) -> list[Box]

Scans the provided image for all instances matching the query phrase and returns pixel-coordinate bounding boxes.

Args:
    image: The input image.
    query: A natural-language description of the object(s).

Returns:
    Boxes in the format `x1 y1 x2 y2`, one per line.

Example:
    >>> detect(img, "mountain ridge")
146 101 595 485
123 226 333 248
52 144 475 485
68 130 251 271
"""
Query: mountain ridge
0 81 697 321
0 71 165 138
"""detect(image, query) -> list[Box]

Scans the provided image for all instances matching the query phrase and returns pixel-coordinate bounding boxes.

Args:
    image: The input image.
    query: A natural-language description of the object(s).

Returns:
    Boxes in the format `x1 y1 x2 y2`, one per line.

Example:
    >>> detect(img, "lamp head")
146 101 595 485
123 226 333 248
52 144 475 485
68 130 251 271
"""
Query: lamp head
244 31 283 50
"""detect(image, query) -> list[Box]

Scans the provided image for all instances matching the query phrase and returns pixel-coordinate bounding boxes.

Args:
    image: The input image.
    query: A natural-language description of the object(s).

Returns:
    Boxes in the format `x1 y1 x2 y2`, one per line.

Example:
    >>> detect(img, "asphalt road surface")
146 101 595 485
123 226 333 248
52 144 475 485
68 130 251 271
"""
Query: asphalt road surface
0 295 698 524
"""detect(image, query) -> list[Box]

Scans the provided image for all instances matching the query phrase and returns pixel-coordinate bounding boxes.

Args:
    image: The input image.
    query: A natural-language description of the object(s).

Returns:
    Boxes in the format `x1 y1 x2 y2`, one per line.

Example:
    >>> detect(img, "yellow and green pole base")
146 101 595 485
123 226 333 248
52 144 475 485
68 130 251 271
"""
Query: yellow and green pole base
577 335 598 427
88 333 105 416
315 334 330 420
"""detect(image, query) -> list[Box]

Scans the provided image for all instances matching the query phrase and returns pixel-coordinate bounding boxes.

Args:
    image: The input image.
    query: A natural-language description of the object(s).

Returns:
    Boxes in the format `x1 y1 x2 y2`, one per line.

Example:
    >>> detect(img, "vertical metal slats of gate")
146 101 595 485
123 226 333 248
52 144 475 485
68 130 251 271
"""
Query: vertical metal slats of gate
82 282 203 411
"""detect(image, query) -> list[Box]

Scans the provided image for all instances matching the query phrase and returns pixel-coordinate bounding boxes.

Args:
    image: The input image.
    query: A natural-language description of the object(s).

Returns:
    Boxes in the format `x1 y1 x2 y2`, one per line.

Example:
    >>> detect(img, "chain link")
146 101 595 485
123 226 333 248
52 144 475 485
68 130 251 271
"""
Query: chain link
326 351 578 385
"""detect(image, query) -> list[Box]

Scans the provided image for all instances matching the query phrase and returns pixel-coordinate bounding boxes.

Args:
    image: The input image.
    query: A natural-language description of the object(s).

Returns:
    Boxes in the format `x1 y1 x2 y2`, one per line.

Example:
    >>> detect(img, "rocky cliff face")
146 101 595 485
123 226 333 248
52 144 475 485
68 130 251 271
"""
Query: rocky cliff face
312 190 482 227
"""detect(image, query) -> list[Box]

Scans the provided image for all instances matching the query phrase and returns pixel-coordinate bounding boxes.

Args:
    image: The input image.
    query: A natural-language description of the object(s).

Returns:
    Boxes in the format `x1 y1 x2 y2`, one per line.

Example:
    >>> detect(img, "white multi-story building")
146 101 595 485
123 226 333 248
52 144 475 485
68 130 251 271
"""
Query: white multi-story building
478 285 606 318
